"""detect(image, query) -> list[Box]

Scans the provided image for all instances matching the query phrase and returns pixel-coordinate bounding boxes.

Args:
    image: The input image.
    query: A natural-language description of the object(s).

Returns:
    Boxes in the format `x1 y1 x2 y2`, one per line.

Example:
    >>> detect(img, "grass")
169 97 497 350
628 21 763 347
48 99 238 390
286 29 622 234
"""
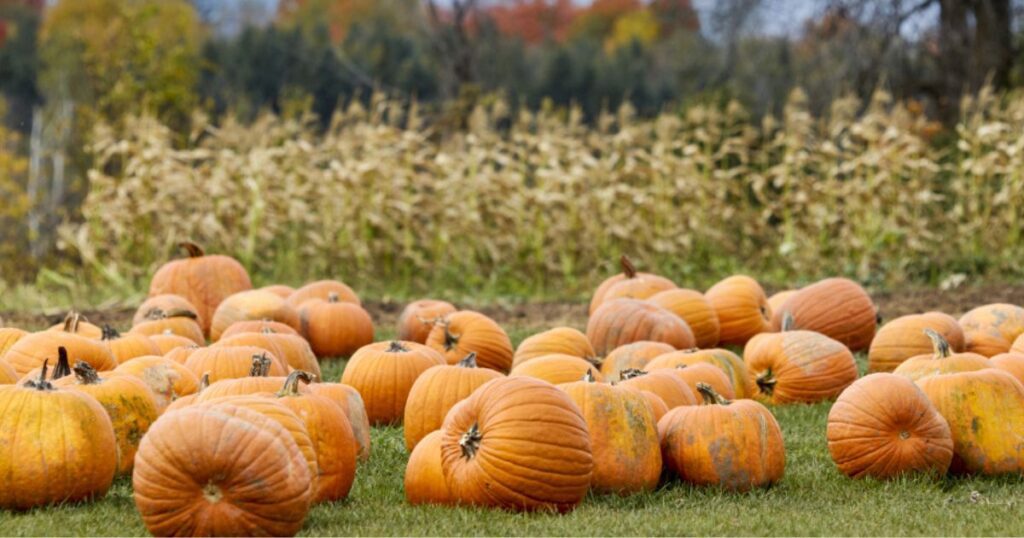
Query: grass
3 329 1024 536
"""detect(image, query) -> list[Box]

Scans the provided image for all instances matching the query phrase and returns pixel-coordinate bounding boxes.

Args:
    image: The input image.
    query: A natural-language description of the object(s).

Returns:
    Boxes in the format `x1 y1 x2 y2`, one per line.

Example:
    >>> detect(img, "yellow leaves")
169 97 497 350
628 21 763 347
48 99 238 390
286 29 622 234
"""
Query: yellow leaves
604 9 659 53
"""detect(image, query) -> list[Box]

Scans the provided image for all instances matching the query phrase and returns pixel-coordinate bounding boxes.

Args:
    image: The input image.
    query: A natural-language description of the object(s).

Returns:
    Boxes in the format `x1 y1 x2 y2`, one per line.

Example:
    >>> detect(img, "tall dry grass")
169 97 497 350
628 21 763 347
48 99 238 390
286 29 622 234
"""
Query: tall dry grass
58 88 1024 298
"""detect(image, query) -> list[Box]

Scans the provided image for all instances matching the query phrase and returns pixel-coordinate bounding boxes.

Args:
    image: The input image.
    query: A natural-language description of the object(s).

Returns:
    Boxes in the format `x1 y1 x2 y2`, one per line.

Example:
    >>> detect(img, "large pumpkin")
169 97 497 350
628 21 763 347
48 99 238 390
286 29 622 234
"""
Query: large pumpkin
959 303 1024 357
148 242 252 336
647 289 720 348
101 326 160 364
216 331 321 379
440 376 592 512
340 341 445 425
827 373 952 479
425 311 514 372
599 341 675 382
892 330 991 382
297 296 375 359
644 348 755 399
132 294 204 330
771 278 877 351
586 299 694 356
704 275 772 346
404 430 453 506
0 361 117 509
398 300 457 344
868 312 965 373
589 255 676 315
210 290 300 342
510 354 604 386
306 382 372 462
658 383 785 491
184 346 288 383
4 319 118 378
403 352 503 451
512 327 597 369
617 369 697 409
286 279 361 308
113 356 201 412
560 373 661 494
132 404 311 536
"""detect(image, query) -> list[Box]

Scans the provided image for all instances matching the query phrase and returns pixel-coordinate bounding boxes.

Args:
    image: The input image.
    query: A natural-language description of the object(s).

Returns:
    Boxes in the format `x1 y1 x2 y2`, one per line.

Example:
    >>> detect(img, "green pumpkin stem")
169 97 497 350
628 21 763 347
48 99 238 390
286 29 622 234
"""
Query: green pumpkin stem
756 369 777 395
72 361 102 385
278 370 315 397
620 368 646 380
924 329 951 359
696 382 731 405
620 255 637 279
781 312 796 332
457 352 478 368
51 347 72 380
459 422 482 460
179 241 205 258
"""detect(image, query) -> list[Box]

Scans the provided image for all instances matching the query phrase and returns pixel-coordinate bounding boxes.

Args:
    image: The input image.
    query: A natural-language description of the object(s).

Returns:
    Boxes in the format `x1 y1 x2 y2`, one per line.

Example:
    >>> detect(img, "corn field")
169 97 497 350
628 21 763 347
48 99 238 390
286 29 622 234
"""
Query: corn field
57 87 1024 298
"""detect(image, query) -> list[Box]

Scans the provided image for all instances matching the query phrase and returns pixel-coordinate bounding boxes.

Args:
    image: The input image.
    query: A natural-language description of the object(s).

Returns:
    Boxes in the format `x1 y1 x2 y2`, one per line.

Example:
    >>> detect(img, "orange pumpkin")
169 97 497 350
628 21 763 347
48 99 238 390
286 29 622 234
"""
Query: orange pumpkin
654 362 735 401
647 289 720 348
638 389 669 422
658 383 785 491
0 327 28 356
704 275 772 346
184 346 288 383
512 327 597 369
148 242 253 336
260 284 296 299
589 255 676 315
215 332 321 379
425 310 514 372
959 303 1024 355
586 299 694 356
298 296 375 358
645 348 755 399
149 333 201 355
892 330 991 382
194 354 299 402
1012 334 1024 355
990 352 1024 386
440 376 592 512
113 356 200 412
130 315 205 345
306 382 372 462
210 290 300 342
827 373 952 479
4 319 118 378
164 344 201 365
0 360 16 384
340 341 445 425
164 373 209 413
220 320 300 339
398 300 457 344
599 341 675 382
511 354 605 386
287 279 361 308
132 294 204 329
403 352 503 451
101 326 161 364
767 290 798 315
404 430 453 506
868 312 965 372
617 369 697 409
771 278 877 352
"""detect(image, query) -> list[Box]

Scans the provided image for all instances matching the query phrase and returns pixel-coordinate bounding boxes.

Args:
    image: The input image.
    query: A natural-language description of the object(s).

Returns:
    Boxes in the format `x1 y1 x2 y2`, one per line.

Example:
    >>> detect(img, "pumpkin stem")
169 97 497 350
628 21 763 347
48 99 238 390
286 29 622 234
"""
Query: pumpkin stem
459 422 483 460
876 310 883 326
62 311 83 334
756 369 777 395
72 361 102 385
249 354 272 377
442 323 459 352
327 292 340 304
620 255 637 279
278 370 314 397
52 347 72 380
25 359 55 391
101 324 120 341
179 241 205 258
197 372 210 392
457 352 478 368
582 369 596 382
781 312 796 332
387 341 409 353
696 382 731 405
143 307 197 321
620 368 646 380
924 329 951 359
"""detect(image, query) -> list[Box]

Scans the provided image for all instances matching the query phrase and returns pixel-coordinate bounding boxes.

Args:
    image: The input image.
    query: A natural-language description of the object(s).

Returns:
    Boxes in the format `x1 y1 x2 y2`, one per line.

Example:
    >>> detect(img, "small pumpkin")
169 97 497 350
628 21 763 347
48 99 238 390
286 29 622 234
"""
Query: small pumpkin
4 316 118 378
827 373 952 479
149 332 201 355
990 352 1024 386
298 295 375 358
0 327 28 356
215 331 321 379
184 345 288 383
644 348 754 399
767 290 798 315
617 368 696 409
892 330 991 382
260 284 296 299
647 289 720 348
704 275 772 346
113 356 201 412
194 354 299 402
586 299 695 356
589 255 676 315
287 279 361 308
771 278 877 352
210 290 300 342
654 362 735 401
959 303 1024 355
220 320 300 339
599 341 675 382
164 373 209 413
425 310 514 372
306 382 372 462
164 344 201 365
101 325 160 364
340 341 445 425
404 430 453 506
131 314 205 346
132 294 204 329
868 312 965 373
512 327 597 369
511 354 605 386
398 300 457 344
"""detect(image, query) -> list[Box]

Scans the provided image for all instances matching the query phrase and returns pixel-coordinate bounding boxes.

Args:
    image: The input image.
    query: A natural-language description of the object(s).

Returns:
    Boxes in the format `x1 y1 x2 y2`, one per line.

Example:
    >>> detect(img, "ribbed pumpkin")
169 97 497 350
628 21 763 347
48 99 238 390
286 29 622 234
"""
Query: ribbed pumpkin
398 300 457 344
4 319 118 378
658 383 785 491
962 329 1011 357
744 315 858 404
0 360 16 384
404 430 453 506
403 352 503 451
216 332 321 379
114 356 201 412
54 361 160 475
46 311 103 339
164 344 200 365
586 299 695 356
990 352 1024 386
647 289 720 348
340 341 445 425
210 290 300 342
440 376 593 512
892 330 991 382
655 363 736 401
260 284 296 299
425 310 514 372
771 278 877 352
132 404 311 536
589 255 676 315
959 304 1024 356
511 354 605 386
599 341 675 382
868 312 965 373
275 371 358 503
130 315 206 345
306 383 372 462
560 372 661 494
298 295 375 358
767 290 798 315
150 333 201 355
512 327 597 369
220 320 300 339
101 326 160 364
644 348 754 399
148 242 253 336
617 369 697 409
0 361 117 509
1013 334 1024 355
184 345 288 383
194 354 299 402
132 294 204 330
164 373 208 413
704 275 772 346
287 279 361 308
638 390 669 422
827 373 952 479
0 327 27 356
917 369 1024 475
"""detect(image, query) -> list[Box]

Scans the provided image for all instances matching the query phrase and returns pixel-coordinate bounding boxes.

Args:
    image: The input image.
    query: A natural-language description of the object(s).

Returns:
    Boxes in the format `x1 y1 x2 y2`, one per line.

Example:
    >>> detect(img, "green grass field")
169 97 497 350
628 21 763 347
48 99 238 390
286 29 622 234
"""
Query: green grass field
3 325 1024 536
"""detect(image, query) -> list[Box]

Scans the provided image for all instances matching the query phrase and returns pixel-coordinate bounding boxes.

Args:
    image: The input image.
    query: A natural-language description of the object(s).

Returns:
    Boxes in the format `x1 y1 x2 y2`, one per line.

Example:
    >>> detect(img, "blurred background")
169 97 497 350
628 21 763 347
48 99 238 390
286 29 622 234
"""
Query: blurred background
1 0 1023 307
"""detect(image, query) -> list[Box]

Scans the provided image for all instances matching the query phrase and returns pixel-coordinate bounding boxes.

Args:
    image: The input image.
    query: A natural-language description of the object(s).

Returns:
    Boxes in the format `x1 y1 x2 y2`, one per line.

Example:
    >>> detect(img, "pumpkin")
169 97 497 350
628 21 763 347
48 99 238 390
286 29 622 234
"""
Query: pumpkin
194 354 300 402
0 360 117 509
560 371 661 494
638 390 669 422
440 376 592 512
3 317 118 378
403 352 503 451
771 278 877 351
216 332 321 379
340 341 445 425
1013 334 1024 355
704 275 772 346
644 348 754 399
917 369 1024 475
184 345 288 383
114 356 201 412
827 373 952 479
0 327 28 356
868 312 965 373
599 341 675 382
148 242 253 336
617 369 697 409
647 289 720 348
425 310 514 372
398 300 457 344
221 320 300 339
131 315 206 346
210 290 300 342
892 330 991 382
164 373 209 413
149 333 201 355
101 325 160 364
962 329 1011 357
990 353 1024 386
744 314 858 404
164 344 200 365
589 255 676 315
275 371 358 503
767 290 798 315
0 360 16 384
306 383 372 462
132 404 311 536
46 311 103 339
405 430 453 506
959 304 1024 355
653 362 735 401
511 354 605 386
298 295 375 359
287 280 361 308
260 285 296 299
586 299 695 356
132 294 204 329
658 383 785 491
54 360 160 475
512 327 597 369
